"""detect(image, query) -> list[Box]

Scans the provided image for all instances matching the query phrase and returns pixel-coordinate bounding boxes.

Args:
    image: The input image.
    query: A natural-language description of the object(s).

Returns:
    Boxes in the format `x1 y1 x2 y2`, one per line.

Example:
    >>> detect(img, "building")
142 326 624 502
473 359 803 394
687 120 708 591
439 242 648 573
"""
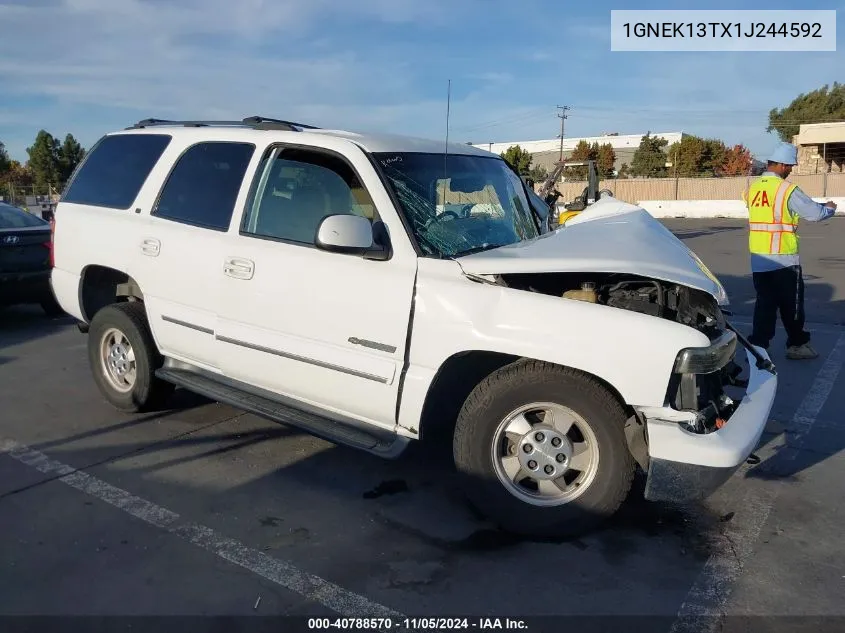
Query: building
471 131 687 175
792 122 845 175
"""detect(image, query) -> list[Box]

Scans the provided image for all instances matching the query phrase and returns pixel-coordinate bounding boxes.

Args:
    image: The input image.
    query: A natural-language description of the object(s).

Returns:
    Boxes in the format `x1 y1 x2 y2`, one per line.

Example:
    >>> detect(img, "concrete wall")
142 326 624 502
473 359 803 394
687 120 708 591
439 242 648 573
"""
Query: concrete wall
637 198 845 219
551 173 845 206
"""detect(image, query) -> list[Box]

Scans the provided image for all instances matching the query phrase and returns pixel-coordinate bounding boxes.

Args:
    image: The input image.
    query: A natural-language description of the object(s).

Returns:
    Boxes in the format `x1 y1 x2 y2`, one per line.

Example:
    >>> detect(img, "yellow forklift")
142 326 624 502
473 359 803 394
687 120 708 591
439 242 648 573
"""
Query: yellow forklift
535 159 612 227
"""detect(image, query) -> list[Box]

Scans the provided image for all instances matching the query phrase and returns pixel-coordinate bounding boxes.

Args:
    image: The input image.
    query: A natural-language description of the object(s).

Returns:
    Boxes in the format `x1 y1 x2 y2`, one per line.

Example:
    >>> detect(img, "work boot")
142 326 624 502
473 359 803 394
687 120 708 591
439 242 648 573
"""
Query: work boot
786 343 819 360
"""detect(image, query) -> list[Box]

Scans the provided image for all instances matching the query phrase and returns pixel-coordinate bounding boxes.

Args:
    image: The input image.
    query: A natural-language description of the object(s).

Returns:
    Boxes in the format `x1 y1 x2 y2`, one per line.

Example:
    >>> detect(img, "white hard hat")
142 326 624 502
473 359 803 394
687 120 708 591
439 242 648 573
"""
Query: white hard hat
768 142 798 165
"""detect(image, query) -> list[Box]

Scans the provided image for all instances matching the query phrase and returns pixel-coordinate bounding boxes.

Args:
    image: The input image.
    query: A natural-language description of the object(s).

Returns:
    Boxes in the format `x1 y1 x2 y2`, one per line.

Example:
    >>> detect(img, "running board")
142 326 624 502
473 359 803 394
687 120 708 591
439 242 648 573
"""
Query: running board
155 367 410 459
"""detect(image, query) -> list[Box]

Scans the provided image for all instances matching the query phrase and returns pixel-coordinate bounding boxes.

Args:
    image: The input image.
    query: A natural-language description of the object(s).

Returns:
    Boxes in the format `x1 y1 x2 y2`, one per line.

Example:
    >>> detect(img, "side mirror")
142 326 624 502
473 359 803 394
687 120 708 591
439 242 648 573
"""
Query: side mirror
315 214 390 260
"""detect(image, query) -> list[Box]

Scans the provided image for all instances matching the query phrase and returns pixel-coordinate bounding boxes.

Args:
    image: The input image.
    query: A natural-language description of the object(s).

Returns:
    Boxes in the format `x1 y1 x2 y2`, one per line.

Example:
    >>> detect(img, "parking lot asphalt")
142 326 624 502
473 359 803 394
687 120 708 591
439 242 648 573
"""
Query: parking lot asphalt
1 218 844 631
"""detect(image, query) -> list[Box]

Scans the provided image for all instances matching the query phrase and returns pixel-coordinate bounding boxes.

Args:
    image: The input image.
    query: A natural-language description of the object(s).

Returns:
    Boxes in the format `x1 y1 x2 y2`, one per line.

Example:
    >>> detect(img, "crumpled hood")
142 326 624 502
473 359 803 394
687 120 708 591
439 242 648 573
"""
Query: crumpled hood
456 198 729 304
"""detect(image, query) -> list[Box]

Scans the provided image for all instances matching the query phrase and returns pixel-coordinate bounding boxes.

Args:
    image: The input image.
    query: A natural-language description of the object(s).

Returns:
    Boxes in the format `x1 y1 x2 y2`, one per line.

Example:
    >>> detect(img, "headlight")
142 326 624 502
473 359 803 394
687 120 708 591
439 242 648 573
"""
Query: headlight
673 330 737 374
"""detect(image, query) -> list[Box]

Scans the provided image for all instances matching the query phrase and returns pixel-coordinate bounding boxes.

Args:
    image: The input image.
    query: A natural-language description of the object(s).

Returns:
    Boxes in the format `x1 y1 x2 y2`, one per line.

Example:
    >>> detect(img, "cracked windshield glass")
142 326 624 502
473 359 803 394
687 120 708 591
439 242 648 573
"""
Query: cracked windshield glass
374 153 540 257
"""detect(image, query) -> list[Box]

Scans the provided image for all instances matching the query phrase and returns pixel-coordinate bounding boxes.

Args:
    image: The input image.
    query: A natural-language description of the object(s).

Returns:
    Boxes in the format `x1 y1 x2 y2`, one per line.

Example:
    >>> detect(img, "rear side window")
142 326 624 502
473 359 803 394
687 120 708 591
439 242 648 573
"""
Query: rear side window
0 203 48 228
152 141 255 231
62 134 172 209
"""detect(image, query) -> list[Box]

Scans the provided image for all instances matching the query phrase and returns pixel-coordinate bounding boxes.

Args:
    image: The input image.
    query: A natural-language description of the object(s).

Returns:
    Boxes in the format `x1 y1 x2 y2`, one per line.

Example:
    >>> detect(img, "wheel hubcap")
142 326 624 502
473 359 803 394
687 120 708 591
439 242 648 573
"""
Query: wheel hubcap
100 328 136 393
492 402 600 507
518 427 573 481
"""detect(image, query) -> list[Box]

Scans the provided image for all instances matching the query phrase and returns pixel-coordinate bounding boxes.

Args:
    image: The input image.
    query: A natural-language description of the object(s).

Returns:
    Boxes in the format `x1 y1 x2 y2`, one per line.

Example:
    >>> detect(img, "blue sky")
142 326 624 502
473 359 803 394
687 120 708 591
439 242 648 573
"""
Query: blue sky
0 0 842 164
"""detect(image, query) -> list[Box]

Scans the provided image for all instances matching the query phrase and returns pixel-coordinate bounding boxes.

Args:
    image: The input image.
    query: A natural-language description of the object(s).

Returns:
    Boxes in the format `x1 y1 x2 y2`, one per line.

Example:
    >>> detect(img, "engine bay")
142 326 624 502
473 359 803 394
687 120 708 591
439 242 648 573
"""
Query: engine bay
497 271 727 335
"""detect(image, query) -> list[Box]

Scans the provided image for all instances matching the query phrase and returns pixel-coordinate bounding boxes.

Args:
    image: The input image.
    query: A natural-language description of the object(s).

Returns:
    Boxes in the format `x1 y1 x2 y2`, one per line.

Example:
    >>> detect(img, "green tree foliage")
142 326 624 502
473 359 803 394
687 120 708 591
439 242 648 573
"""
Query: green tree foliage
528 164 549 183
26 130 61 191
630 133 668 177
666 136 727 176
0 140 10 175
500 145 533 176
24 130 87 193
564 140 591 180
562 141 615 180
58 134 86 182
596 143 616 178
768 82 845 142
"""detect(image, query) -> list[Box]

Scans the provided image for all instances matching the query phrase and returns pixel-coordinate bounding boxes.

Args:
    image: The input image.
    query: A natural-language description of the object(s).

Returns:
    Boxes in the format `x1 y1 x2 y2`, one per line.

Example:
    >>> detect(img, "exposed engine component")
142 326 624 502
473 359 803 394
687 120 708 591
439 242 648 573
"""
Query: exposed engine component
562 281 597 303
499 271 726 336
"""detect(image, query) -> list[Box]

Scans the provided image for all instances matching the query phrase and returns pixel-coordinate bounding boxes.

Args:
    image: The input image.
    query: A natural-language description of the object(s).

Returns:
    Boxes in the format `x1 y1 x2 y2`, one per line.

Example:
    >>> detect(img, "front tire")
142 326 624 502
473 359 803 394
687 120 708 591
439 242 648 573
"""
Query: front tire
87 302 174 412
453 359 635 539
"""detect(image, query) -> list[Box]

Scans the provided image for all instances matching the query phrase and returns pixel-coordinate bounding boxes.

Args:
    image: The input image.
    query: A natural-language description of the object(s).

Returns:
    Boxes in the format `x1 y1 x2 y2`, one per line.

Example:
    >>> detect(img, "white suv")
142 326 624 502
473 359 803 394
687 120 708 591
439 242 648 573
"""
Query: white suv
50 116 777 538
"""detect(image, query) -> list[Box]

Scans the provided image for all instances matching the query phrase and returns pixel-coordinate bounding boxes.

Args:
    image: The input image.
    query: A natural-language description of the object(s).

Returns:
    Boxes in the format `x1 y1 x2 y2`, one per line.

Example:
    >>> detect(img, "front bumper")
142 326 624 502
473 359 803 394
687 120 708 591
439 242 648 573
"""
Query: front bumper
639 346 778 503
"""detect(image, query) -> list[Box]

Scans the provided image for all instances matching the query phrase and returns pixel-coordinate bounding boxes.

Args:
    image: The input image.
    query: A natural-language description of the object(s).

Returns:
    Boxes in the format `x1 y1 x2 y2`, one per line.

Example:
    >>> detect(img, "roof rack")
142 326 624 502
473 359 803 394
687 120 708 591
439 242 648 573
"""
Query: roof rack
127 116 320 131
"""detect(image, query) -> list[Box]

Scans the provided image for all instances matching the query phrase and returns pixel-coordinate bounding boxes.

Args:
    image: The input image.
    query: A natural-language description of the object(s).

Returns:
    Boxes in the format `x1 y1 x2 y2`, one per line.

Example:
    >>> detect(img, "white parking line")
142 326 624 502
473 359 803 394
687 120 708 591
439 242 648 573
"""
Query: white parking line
0 438 405 621
669 332 845 632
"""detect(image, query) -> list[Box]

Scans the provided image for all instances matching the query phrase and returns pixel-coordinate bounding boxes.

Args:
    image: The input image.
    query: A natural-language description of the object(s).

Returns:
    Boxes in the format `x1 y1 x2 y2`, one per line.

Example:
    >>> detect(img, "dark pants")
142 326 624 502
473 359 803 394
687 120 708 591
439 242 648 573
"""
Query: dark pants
748 265 811 349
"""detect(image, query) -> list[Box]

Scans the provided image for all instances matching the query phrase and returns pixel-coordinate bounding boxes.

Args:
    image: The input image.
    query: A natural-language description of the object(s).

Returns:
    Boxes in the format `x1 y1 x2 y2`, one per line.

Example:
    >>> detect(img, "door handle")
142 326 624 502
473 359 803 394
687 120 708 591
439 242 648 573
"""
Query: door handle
141 238 160 256
223 257 254 280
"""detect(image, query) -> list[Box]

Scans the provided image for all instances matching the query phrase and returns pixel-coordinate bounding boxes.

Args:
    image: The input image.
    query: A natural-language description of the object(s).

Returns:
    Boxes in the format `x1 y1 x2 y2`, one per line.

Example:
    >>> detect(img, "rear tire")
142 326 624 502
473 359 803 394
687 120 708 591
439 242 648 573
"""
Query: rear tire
87 302 174 412
453 359 635 539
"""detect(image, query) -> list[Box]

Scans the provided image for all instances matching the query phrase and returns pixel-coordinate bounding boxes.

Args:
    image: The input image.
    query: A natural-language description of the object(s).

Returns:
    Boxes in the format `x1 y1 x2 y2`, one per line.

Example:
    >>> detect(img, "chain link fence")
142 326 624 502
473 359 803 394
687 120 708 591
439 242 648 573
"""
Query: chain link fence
0 183 64 219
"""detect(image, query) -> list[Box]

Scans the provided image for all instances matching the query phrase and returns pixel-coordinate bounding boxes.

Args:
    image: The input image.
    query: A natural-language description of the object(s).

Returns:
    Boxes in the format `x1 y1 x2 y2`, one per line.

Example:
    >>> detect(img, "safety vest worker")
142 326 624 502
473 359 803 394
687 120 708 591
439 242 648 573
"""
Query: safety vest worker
744 174 799 256
743 142 837 360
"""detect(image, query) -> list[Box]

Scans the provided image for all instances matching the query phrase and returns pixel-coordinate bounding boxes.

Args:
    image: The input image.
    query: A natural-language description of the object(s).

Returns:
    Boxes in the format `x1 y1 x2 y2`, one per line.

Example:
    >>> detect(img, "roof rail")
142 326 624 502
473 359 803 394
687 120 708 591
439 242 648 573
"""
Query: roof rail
127 116 320 131
242 116 321 130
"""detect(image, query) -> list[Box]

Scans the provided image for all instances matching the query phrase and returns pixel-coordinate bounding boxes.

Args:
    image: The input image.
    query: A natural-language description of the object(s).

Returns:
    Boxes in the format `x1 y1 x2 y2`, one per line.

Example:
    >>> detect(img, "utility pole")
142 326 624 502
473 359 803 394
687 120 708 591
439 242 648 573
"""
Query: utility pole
557 105 570 161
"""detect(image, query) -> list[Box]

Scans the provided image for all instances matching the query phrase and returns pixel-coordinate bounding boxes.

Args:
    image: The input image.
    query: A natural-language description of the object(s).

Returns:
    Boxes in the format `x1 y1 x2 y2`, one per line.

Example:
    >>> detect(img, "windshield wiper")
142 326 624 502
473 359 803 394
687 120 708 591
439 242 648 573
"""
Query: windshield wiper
452 243 506 257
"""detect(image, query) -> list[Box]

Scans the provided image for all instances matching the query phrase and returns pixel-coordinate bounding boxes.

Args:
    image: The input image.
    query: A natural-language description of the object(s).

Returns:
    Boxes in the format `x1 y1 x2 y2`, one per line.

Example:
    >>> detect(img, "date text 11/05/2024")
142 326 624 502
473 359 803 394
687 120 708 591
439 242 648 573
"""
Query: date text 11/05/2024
622 21 823 38
307 618 529 630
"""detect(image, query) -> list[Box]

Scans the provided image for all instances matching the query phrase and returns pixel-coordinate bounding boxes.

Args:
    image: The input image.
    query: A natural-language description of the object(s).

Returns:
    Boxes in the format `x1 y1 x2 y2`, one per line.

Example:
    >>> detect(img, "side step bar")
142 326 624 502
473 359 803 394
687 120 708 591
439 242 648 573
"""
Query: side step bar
155 368 409 459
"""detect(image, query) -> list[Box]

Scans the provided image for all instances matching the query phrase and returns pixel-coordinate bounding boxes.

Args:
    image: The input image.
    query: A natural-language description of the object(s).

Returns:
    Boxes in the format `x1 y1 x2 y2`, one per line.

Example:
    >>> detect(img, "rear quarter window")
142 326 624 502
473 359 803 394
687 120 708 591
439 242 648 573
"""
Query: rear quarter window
62 133 172 209
0 203 48 228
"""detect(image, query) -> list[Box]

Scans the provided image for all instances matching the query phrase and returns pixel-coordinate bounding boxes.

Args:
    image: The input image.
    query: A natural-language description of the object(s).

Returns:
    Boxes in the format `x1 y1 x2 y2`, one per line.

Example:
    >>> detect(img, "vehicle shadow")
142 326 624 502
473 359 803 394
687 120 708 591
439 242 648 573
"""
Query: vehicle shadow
0 305 76 351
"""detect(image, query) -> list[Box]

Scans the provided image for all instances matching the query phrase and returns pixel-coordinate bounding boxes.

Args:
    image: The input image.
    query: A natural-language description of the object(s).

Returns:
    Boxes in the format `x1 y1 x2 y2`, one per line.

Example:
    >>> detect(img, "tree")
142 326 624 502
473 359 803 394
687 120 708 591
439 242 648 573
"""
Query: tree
528 164 549 183
630 133 668 178
563 140 592 180
26 130 61 192
596 143 616 178
0 140 10 176
719 144 753 176
701 138 727 175
500 145 533 177
768 82 845 142
666 135 727 176
58 134 86 182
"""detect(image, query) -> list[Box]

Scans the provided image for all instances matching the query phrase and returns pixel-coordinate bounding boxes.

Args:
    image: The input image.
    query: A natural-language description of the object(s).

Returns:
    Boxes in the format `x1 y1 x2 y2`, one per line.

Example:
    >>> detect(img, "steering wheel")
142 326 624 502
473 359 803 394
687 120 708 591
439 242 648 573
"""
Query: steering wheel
425 210 459 227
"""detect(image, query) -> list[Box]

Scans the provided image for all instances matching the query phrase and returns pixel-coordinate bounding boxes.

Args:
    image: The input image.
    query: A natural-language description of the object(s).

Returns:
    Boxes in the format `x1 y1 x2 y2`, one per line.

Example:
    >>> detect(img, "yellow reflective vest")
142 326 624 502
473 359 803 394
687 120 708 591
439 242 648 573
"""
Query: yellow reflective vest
742 175 799 255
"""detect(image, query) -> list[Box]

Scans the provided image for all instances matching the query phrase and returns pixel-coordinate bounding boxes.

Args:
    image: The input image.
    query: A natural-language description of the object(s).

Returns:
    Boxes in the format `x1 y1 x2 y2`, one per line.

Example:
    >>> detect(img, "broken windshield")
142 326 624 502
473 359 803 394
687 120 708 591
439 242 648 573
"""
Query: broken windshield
373 152 540 258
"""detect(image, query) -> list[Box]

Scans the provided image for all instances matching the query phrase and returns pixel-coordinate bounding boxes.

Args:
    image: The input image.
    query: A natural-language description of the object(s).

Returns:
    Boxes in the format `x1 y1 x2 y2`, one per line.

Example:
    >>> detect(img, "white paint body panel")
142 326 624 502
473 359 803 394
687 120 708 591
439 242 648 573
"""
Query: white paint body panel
639 347 777 468
396 258 711 434
215 237 416 430
212 134 419 431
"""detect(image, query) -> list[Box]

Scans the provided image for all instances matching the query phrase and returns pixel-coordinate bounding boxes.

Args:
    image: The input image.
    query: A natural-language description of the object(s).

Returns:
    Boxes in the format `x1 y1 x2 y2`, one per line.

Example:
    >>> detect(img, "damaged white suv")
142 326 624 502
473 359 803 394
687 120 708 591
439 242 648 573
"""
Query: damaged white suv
50 117 778 538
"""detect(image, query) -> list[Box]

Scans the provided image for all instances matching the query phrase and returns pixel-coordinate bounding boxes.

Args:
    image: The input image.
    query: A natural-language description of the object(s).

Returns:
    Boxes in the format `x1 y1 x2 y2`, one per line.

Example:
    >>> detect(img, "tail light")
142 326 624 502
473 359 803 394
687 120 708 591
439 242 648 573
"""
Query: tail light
44 218 55 267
